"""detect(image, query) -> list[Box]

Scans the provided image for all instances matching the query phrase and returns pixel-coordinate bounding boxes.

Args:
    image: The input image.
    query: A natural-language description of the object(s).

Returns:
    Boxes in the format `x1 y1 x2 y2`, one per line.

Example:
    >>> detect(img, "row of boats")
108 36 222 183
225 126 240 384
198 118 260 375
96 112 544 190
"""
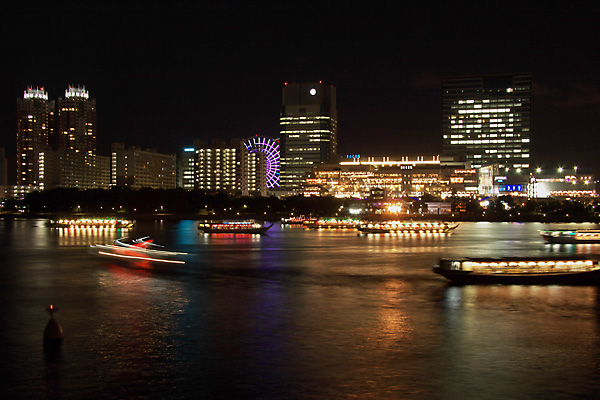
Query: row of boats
56 216 600 286
47 217 459 235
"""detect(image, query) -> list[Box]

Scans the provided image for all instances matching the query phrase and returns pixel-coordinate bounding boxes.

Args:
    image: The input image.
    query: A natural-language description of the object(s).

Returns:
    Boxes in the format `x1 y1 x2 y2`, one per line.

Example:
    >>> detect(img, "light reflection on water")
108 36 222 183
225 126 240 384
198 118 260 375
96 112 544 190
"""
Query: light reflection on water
1 219 600 399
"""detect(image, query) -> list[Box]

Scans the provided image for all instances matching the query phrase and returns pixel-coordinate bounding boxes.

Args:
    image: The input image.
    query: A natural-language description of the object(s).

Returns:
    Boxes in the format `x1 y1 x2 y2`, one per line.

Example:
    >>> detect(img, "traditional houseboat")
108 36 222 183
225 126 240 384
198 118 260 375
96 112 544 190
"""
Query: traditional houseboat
433 256 600 284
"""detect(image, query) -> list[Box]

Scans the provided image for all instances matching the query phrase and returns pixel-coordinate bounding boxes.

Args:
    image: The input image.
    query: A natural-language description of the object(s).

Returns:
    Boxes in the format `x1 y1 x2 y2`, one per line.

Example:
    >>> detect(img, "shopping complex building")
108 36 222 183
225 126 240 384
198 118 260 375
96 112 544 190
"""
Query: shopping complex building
302 155 596 200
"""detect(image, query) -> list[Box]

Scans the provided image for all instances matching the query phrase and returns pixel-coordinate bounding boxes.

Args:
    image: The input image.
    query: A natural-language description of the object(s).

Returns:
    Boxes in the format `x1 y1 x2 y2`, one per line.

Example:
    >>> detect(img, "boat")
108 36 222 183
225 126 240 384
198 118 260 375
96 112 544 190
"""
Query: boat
281 216 317 225
90 236 188 264
304 218 362 229
198 219 273 234
358 221 459 234
433 256 600 285
48 218 134 229
540 229 600 244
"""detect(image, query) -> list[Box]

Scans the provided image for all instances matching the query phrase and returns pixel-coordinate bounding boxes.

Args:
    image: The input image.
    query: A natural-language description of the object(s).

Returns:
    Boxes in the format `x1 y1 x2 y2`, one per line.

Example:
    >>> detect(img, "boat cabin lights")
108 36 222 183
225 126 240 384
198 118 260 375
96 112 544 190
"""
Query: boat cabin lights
464 259 592 270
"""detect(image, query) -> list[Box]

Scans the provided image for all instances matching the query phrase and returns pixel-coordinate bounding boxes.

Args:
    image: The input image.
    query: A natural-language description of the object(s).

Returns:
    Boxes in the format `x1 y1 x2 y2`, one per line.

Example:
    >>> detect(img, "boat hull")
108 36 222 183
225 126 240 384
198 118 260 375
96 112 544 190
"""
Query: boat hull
433 267 600 285
433 256 600 285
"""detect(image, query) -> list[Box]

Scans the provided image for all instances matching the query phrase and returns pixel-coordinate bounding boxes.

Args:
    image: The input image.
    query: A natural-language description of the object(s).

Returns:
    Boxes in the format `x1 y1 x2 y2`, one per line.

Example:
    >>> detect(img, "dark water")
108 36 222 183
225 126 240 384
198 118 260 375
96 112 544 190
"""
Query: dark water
2 219 600 399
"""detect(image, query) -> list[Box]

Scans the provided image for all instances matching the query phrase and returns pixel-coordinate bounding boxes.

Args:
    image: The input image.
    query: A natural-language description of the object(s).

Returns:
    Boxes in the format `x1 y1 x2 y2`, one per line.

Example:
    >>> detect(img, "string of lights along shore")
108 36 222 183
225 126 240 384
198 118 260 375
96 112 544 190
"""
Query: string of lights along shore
4 75 595 200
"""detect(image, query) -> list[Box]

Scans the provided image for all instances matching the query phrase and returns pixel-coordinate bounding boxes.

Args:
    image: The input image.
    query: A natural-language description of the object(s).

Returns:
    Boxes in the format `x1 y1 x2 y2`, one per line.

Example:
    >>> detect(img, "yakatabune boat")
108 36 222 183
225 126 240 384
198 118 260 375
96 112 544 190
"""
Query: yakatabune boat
90 237 188 264
304 218 362 229
48 218 134 229
433 256 600 285
540 229 600 244
358 221 459 234
198 220 273 234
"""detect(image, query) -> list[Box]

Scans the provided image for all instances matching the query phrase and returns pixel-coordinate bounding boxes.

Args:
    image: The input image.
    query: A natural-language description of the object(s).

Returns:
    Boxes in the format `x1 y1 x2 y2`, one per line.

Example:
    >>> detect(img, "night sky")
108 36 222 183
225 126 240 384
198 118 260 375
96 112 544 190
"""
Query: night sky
2 1 599 173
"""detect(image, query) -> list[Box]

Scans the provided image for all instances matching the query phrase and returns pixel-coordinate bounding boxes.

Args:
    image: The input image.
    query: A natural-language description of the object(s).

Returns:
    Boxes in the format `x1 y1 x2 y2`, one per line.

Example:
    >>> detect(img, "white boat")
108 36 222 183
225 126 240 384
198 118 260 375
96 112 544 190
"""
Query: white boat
540 229 600 244
90 236 188 264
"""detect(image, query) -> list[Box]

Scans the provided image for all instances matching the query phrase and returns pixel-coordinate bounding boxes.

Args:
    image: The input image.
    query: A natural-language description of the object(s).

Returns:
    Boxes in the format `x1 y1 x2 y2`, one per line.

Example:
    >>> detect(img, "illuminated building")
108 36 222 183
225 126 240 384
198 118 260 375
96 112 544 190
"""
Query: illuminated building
16 87 54 188
305 155 475 199
51 85 108 189
529 168 596 198
191 137 279 196
242 136 280 196
442 74 531 170
179 147 197 190
280 82 337 193
195 139 240 192
111 143 176 189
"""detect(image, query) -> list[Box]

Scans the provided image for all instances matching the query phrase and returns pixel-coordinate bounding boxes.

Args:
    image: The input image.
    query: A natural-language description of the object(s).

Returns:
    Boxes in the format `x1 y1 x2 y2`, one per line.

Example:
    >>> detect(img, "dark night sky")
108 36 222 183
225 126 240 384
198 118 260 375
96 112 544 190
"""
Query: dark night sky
2 1 599 172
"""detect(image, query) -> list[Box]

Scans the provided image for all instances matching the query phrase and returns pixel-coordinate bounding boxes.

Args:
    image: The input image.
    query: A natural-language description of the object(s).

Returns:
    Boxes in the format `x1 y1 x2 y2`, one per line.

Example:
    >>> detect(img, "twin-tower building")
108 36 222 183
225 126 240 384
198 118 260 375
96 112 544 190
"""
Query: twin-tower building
16 86 105 190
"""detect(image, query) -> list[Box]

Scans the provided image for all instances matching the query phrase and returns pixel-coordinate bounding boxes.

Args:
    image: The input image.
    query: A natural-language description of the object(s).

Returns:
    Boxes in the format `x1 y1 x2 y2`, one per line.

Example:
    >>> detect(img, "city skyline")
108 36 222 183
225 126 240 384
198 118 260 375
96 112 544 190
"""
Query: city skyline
2 2 599 174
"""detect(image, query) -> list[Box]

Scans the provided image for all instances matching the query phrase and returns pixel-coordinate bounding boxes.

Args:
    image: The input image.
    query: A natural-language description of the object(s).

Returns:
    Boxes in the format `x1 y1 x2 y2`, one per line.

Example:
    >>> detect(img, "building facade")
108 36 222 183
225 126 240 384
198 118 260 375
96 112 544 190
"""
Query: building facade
16 87 54 188
304 155 475 199
195 139 240 192
179 147 197 190
280 82 337 193
189 137 278 196
51 85 108 189
442 74 532 170
111 143 177 189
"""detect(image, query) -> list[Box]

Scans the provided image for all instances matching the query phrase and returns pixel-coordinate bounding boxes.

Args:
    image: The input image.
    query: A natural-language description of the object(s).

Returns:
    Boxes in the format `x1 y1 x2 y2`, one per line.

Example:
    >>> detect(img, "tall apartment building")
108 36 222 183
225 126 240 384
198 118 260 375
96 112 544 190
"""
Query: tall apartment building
16 87 54 188
442 74 531 170
53 85 105 188
195 139 240 192
280 82 337 192
111 143 177 189
190 137 278 196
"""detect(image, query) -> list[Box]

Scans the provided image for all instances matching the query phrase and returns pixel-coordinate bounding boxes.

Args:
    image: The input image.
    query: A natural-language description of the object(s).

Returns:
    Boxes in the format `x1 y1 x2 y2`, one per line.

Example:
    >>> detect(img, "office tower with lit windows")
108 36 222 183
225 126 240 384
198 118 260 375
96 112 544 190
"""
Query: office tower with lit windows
442 74 531 170
280 82 337 192
179 147 197 190
16 87 54 188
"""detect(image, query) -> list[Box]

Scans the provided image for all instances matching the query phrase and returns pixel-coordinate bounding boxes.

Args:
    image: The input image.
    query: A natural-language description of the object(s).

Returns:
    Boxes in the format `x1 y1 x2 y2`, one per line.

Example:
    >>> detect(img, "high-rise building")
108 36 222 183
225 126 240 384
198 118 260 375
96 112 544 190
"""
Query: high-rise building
241 136 280 196
190 137 278 196
442 74 531 170
179 147 198 190
16 87 54 188
280 82 337 192
55 85 104 189
195 139 240 192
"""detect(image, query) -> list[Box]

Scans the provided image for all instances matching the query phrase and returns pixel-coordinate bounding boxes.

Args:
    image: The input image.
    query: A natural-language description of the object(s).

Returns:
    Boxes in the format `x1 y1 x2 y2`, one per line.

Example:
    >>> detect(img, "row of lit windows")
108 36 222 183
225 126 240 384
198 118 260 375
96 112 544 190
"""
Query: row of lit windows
449 139 529 145
447 133 521 139
280 129 333 134
280 116 331 120
458 108 514 114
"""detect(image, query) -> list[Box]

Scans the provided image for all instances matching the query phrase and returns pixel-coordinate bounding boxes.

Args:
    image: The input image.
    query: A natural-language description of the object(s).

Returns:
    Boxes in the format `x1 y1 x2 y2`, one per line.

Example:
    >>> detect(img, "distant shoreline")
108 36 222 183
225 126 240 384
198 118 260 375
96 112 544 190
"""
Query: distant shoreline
2 212 600 224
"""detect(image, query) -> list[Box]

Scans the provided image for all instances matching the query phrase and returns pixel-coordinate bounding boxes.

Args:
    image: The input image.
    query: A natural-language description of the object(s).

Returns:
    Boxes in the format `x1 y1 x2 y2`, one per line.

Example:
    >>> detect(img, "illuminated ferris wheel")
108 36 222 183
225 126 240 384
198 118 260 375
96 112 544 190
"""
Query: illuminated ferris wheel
243 136 280 188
